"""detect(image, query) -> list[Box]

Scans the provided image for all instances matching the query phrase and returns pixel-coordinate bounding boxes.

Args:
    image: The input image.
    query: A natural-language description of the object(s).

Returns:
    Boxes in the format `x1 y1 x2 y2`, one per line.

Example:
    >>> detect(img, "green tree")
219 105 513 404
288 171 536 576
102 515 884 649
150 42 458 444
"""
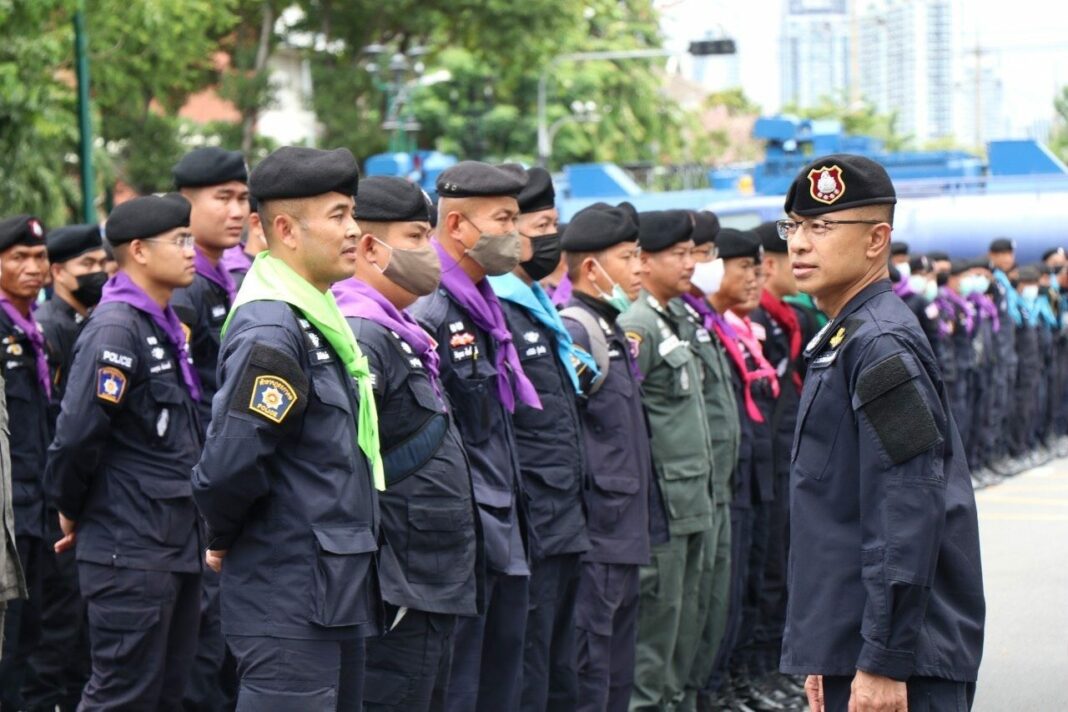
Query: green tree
783 94 912 151
1050 86 1068 163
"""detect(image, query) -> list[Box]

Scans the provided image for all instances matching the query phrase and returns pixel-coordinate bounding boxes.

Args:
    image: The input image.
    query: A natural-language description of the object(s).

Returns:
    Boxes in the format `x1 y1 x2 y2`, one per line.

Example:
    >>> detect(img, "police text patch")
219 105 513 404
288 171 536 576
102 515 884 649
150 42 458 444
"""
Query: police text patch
96 366 128 404
248 375 298 424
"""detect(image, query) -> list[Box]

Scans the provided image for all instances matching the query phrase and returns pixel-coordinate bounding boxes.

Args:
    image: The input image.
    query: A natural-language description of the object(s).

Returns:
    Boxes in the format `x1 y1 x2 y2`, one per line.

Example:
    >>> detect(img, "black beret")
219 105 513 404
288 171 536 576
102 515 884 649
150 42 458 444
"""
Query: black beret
890 241 909 256
47 224 104 263
173 147 247 189
105 195 191 245
517 167 555 214
0 215 46 253
690 211 720 246
1017 265 1041 282
561 201 639 252
889 263 901 283
927 250 950 263
989 237 1015 253
754 221 784 254
638 210 693 253
784 154 896 217
717 228 763 261
1041 246 1065 262
354 176 432 223
908 254 931 274
436 161 527 198
248 194 259 213
950 259 973 276
967 257 992 271
250 147 360 202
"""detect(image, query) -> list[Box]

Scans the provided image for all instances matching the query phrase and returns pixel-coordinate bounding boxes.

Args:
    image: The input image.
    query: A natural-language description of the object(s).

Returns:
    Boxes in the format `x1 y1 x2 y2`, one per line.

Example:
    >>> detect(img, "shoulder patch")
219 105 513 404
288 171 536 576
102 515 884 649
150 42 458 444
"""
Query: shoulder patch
625 330 643 360
856 353 943 465
229 343 309 426
249 375 299 424
99 347 136 371
96 366 128 404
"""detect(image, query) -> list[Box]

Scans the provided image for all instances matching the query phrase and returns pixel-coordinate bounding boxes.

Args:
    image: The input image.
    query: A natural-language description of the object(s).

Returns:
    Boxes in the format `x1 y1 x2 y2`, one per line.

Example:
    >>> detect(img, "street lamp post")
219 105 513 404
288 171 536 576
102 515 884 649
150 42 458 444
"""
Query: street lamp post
365 45 428 154
535 41 737 167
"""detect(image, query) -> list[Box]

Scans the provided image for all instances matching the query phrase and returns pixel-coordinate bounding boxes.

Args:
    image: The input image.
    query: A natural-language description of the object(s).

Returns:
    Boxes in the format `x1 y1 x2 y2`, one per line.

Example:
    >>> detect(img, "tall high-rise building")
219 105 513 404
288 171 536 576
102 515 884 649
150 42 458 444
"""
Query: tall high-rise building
779 0 851 109
956 63 1009 148
856 0 955 144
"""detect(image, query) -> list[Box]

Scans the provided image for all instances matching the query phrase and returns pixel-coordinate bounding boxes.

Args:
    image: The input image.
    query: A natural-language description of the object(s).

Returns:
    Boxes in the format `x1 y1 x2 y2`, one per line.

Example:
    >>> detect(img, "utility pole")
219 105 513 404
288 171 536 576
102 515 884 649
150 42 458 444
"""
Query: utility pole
849 0 860 107
74 0 95 222
972 40 984 150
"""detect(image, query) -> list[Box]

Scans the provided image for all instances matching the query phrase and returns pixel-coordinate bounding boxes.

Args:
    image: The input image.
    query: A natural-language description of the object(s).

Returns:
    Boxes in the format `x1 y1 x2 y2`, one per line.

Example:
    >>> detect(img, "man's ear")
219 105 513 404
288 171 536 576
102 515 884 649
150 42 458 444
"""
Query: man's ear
273 213 301 251
127 239 151 266
866 224 893 259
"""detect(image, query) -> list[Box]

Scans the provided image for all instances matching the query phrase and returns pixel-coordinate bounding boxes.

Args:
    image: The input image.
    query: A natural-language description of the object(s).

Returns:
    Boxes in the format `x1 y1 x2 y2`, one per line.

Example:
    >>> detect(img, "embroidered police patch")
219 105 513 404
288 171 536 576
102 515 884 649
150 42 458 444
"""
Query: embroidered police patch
625 331 643 360
96 366 128 404
248 375 298 424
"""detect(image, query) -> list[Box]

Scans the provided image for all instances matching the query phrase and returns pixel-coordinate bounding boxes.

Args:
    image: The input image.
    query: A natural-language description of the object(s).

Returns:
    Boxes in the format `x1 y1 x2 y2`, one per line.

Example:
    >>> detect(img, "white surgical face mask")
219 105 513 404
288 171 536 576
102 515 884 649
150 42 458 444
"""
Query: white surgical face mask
907 274 929 296
896 261 911 281
691 258 725 296
1021 285 1040 300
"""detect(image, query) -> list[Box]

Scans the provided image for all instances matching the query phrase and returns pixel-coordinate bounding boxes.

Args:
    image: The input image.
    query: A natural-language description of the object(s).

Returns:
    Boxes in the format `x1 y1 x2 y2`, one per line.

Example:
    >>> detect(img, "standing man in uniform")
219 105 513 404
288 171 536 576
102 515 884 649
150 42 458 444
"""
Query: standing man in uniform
333 176 479 712
192 146 383 711
675 210 743 712
987 238 1020 475
619 210 716 711
778 155 985 711
220 196 267 291
45 195 204 710
169 146 249 712
558 201 664 712
0 215 51 709
410 161 538 712
488 167 593 712
25 223 106 711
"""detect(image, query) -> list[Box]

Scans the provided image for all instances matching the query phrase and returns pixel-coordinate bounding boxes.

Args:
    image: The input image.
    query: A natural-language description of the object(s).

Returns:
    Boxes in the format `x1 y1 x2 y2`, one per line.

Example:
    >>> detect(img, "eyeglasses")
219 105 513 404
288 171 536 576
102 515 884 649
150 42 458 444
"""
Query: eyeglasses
144 234 196 249
775 219 885 240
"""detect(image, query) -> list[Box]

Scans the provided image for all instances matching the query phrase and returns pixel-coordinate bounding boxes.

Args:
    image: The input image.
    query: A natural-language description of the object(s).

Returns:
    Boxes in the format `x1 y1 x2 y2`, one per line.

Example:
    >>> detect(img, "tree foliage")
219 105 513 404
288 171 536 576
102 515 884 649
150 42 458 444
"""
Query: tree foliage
782 94 912 151
1050 86 1068 164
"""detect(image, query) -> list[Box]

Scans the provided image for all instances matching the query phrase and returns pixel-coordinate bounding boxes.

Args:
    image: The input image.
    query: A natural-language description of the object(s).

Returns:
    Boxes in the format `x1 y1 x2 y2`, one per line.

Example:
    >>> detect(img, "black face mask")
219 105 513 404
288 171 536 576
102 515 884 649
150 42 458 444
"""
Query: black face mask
520 232 562 282
72 271 108 307
935 271 949 288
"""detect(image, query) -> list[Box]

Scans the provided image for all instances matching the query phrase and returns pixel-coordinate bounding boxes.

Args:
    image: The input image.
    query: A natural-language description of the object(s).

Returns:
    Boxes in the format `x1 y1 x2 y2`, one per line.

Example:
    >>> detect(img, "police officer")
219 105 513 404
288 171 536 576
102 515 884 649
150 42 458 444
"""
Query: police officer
488 167 592 712
675 211 743 712
168 146 250 712
24 223 106 711
751 220 808 702
987 238 1020 474
220 196 268 291
558 201 664 712
619 210 716 711
778 154 984 711
409 161 536 712
44 195 204 710
332 176 478 712
0 214 52 709
192 146 382 711
960 261 1001 485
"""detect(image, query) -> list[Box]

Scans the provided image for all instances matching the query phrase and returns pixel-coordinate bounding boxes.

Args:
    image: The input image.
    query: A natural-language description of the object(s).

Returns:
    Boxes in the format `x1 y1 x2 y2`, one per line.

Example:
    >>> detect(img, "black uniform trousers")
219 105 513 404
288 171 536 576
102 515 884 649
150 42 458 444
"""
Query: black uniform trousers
78 562 200 711
753 470 790 676
521 552 581 712
445 570 529 712
705 504 753 693
0 535 43 710
822 675 975 712
182 568 236 712
228 635 365 712
364 609 456 712
22 511 89 712
735 499 772 676
574 562 639 712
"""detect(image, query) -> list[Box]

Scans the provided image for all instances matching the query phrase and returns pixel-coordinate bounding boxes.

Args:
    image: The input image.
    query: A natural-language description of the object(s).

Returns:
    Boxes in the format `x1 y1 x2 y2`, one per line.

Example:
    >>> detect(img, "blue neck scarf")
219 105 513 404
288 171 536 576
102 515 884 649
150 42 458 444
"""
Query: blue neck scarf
490 272 599 395
993 269 1022 327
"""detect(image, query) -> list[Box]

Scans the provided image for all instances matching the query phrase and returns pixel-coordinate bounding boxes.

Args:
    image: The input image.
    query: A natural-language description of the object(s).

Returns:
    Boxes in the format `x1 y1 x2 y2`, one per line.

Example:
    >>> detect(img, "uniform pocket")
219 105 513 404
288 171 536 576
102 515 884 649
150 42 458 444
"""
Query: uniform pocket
136 477 195 547
586 474 639 534
662 345 696 399
406 501 474 585
445 374 494 445
310 526 377 628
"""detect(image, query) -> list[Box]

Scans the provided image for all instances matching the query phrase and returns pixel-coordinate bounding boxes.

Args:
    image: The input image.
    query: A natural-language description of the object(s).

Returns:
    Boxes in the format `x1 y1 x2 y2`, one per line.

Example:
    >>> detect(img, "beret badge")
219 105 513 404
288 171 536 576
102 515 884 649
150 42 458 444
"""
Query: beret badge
807 165 845 205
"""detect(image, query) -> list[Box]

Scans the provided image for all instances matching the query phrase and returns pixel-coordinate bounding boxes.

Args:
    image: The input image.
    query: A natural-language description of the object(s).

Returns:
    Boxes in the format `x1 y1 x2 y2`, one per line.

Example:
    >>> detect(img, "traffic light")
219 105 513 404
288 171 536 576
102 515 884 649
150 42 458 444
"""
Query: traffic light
688 39 737 56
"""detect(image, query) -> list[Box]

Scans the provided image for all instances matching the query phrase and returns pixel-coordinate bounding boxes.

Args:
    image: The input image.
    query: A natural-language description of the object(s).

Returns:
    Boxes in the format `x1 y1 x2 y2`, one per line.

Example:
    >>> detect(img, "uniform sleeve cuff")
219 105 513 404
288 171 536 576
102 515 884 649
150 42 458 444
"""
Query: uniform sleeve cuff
206 531 236 551
857 642 915 681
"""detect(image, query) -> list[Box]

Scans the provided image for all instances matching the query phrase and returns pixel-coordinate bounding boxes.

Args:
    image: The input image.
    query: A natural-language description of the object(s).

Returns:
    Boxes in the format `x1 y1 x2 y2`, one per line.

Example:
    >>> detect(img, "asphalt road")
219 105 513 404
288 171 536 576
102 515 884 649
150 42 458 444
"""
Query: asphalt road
973 459 1068 711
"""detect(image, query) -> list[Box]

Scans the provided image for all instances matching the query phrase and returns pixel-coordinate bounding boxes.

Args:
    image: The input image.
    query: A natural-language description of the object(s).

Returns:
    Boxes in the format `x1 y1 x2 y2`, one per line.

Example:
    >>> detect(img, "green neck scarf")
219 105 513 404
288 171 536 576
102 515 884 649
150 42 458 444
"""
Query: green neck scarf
224 252 384 490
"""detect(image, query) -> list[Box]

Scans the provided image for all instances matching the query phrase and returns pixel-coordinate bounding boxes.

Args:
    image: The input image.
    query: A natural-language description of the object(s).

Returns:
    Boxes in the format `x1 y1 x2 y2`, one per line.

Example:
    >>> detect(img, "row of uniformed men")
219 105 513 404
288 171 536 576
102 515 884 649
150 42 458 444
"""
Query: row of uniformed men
886 239 1068 488
0 145 810 712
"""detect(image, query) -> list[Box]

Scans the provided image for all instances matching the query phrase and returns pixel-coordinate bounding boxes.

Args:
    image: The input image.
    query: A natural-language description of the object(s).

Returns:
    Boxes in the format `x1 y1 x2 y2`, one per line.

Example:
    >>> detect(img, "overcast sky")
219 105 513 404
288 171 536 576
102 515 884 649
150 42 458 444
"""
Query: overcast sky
658 0 1068 136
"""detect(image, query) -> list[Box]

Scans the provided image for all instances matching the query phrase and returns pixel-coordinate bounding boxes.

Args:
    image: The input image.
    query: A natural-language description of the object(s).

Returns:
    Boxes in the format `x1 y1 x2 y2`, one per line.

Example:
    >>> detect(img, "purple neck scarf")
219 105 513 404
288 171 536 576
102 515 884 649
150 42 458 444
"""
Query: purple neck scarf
434 241 541 412
967 292 1000 333
98 272 202 401
681 292 735 339
939 287 975 336
195 247 237 304
550 273 573 307
220 245 253 276
893 277 913 298
0 296 51 399
332 277 441 388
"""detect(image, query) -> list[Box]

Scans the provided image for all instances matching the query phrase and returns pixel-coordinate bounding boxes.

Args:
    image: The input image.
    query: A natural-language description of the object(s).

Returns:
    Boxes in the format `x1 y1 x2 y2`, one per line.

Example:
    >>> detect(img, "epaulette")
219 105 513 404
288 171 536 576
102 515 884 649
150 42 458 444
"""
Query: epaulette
408 288 450 333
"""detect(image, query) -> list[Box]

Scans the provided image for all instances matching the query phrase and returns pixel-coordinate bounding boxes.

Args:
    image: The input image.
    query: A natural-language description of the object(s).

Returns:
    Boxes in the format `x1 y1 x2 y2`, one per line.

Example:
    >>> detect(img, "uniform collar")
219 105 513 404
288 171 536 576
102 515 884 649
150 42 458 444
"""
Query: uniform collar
53 295 86 323
805 279 891 358
571 290 620 325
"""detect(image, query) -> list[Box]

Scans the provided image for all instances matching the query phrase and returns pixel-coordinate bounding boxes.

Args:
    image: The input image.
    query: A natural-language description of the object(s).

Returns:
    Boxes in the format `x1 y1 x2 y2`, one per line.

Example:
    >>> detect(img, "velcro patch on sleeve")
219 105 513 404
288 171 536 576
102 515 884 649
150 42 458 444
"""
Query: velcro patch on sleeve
98 346 137 373
230 343 309 426
857 354 942 465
